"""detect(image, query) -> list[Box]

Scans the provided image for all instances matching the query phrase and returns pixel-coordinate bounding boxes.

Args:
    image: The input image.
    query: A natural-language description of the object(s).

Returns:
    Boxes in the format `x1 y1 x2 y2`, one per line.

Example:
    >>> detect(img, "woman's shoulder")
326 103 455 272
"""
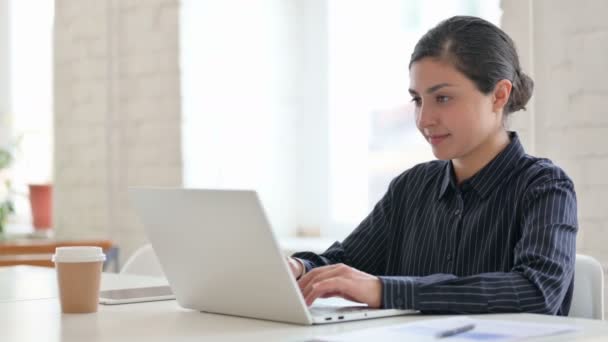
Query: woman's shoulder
518 154 574 189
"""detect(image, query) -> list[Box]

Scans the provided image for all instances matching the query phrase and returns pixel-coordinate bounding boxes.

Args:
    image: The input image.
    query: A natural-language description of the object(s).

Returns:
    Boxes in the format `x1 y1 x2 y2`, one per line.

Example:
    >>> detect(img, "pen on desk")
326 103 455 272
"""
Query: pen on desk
435 323 475 339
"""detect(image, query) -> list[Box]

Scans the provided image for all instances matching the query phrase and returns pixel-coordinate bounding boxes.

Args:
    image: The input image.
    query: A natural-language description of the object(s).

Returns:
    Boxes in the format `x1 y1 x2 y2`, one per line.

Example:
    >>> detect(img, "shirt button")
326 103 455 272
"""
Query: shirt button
454 209 461 216
447 254 453 261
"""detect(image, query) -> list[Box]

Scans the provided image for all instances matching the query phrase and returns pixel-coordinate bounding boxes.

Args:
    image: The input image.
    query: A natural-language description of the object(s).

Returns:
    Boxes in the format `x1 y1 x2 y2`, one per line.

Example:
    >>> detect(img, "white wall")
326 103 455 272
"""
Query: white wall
502 0 608 318
500 0 535 151
54 0 182 260
0 0 10 147
293 0 330 237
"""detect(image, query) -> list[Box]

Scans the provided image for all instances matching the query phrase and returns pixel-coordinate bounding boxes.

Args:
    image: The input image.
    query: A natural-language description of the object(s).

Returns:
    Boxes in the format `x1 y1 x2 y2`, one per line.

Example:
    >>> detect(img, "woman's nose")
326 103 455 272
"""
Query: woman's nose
416 104 438 128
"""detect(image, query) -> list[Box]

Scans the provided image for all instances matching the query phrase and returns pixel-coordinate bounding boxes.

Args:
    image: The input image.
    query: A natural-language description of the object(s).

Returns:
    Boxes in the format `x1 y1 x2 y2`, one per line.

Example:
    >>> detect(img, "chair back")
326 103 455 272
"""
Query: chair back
121 244 165 277
570 254 604 320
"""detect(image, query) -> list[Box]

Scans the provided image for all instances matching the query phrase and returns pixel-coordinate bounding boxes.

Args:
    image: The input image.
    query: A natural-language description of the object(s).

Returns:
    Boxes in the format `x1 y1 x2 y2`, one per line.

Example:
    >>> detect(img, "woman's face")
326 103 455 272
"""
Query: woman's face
409 58 506 161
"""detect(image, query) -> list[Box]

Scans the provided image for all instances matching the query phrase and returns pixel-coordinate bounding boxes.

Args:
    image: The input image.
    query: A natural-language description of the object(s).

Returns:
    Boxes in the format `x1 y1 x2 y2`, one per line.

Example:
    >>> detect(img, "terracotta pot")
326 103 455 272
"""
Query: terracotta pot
29 184 52 230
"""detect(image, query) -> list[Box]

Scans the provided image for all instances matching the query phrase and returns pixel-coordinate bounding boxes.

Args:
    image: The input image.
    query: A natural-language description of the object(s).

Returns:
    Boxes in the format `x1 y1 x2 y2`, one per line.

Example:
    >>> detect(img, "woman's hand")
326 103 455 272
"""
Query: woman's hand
297 263 382 308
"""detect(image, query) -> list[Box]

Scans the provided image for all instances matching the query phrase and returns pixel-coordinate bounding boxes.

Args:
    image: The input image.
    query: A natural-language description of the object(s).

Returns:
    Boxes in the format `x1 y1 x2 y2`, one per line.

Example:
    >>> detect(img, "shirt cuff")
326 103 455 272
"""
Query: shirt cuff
378 276 417 310
293 258 310 280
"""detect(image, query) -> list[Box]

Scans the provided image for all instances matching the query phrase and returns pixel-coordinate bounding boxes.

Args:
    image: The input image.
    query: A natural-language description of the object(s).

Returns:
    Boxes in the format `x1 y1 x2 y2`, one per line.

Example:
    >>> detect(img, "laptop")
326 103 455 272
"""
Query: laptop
128 188 417 325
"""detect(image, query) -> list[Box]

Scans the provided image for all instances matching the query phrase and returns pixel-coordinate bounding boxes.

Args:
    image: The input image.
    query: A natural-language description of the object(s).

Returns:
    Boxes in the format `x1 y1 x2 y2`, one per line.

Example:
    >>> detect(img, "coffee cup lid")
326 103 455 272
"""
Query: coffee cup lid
52 246 106 263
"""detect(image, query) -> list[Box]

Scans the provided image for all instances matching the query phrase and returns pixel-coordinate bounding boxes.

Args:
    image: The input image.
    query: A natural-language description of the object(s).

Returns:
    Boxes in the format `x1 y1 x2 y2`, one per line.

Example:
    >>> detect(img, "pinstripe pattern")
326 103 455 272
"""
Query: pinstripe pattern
293 132 577 315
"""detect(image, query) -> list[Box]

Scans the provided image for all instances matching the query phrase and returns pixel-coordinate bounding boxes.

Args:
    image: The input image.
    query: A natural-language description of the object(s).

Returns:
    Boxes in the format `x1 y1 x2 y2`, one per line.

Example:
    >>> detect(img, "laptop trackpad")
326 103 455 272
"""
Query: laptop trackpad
312 297 368 308
309 297 371 315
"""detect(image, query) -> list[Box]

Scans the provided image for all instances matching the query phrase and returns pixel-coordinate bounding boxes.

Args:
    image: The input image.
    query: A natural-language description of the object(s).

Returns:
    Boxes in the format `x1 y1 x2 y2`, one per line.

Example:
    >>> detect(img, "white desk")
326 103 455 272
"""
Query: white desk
1 266 607 342
0 265 168 302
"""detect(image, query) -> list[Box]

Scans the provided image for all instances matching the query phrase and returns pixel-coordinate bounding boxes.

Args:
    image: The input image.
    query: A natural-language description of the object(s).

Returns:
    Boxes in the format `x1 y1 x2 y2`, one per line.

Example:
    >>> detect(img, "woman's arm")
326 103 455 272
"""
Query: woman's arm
380 178 577 314
291 174 401 275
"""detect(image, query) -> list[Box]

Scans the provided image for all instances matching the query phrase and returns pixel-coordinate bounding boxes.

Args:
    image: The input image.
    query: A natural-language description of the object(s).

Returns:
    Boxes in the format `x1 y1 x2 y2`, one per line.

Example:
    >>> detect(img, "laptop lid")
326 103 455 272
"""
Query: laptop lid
128 188 314 325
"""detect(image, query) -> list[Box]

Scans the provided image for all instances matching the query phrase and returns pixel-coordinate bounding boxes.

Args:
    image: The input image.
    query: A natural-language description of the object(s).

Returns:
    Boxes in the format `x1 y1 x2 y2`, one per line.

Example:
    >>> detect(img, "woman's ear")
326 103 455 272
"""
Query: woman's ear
492 79 512 114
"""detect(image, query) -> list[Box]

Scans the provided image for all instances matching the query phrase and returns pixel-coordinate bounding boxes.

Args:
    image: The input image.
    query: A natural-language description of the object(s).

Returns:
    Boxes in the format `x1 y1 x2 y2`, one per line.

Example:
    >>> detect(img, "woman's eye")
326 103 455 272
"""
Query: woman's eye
411 97 421 106
436 95 450 103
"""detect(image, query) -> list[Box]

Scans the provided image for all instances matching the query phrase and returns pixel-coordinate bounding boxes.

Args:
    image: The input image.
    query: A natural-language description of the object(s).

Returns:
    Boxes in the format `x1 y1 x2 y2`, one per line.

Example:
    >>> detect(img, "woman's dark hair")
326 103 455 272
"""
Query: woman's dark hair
410 16 533 115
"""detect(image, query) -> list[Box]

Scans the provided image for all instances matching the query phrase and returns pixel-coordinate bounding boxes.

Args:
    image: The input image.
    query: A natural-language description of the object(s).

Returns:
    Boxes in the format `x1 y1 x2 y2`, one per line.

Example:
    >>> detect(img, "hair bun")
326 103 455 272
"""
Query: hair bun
507 70 534 113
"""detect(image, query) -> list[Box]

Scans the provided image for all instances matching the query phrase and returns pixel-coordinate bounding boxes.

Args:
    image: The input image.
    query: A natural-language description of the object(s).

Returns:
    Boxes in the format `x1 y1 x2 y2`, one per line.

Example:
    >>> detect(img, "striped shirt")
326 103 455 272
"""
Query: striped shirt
293 132 578 315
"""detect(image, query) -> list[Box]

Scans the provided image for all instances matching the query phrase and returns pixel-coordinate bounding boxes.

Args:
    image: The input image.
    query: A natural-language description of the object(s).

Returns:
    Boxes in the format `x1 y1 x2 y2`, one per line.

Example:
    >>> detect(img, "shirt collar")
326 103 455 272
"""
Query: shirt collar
438 131 526 200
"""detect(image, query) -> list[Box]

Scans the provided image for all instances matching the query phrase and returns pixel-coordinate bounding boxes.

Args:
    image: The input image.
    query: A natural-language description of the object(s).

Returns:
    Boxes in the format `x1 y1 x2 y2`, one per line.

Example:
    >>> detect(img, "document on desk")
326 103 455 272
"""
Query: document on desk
310 316 580 341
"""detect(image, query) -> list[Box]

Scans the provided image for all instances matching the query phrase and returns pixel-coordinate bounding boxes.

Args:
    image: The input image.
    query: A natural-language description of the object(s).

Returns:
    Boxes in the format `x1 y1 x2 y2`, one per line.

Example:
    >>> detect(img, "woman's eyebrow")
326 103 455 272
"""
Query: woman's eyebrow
409 83 455 95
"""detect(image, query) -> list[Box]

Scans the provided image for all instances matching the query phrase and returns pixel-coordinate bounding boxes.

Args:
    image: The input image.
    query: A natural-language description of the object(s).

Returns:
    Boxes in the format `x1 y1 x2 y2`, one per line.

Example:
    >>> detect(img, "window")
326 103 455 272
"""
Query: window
327 0 501 235
180 0 501 239
181 0 302 238
5 0 54 224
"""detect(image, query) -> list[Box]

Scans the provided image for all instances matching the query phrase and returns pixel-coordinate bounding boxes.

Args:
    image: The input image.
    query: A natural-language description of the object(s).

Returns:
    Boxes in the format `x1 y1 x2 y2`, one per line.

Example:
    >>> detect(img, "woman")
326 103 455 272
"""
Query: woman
288 16 577 315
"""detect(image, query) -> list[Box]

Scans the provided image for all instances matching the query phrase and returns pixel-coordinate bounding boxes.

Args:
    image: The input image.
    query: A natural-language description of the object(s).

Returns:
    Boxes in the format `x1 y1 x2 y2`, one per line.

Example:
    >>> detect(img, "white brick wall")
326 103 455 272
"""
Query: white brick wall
500 0 535 152
503 0 608 318
54 0 181 262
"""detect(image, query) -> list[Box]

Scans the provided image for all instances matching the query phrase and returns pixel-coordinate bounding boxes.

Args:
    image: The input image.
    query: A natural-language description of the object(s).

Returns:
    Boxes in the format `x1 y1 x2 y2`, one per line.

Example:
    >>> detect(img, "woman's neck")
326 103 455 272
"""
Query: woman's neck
452 130 510 185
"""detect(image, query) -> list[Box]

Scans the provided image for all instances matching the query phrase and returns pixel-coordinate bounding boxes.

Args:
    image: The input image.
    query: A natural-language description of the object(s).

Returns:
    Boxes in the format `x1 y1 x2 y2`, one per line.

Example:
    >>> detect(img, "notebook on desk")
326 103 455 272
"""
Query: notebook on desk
128 187 417 325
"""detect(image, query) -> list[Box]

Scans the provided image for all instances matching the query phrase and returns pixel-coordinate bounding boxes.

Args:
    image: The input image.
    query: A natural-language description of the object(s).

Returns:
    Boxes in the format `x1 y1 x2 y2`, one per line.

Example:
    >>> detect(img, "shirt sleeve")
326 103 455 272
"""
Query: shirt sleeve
379 178 578 315
291 176 399 275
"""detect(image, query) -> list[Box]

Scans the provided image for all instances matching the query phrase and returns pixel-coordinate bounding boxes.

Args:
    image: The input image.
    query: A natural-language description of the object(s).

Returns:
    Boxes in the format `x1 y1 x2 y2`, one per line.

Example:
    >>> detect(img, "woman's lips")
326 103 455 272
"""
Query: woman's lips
428 134 450 146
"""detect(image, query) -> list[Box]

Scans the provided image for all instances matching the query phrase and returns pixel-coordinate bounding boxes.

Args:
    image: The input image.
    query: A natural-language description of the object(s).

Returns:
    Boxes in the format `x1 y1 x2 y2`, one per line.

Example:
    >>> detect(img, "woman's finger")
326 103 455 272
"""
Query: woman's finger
301 265 350 298
298 263 343 289
304 277 350 306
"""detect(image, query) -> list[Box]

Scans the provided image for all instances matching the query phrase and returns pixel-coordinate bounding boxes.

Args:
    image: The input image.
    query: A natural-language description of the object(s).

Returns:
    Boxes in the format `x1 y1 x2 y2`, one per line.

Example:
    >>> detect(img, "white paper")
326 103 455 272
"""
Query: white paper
311 316 580 342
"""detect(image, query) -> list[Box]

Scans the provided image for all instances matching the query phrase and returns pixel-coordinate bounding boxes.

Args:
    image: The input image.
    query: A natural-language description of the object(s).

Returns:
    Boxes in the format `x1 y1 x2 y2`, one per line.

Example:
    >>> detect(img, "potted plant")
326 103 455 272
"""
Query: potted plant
0 147 15 235
29 183 52 230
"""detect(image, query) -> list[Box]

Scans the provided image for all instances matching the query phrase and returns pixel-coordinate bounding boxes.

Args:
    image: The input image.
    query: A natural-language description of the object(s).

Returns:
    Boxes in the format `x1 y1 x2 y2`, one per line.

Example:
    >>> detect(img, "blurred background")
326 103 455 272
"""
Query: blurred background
0 0 606 316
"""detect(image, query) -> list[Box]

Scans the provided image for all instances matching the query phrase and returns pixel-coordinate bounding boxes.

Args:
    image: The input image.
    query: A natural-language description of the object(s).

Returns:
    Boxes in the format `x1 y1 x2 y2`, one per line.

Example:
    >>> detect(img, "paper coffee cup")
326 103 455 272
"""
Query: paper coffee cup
53 247 106 314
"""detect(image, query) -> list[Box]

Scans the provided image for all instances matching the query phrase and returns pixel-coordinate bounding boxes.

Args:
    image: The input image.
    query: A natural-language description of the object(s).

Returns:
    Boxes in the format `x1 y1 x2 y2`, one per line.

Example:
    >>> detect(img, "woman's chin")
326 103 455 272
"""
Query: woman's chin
431 148 455 161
